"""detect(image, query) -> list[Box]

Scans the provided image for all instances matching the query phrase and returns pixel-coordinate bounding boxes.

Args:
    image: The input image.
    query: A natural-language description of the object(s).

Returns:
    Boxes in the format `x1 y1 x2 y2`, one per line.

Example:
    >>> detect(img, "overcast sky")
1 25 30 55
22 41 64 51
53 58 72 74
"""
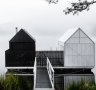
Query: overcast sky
0 0 96 72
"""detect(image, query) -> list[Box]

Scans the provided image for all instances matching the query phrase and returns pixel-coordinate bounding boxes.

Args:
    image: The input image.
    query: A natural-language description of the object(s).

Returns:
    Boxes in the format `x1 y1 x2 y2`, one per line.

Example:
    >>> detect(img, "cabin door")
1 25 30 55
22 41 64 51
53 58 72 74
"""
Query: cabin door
37 52 47 67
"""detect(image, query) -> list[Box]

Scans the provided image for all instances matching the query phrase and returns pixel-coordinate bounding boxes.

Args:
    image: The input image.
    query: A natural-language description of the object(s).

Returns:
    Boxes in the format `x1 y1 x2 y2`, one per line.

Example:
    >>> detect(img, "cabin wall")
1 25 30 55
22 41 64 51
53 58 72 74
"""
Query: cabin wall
64 30 95 68
5 50 35 67
9 42 35 51
36 51 64 67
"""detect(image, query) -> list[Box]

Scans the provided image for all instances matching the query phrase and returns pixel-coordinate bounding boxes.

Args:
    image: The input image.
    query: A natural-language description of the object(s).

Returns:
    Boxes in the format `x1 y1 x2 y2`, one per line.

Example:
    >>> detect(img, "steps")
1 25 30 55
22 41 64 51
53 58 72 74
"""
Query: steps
36 67 52 88
34 57 54 90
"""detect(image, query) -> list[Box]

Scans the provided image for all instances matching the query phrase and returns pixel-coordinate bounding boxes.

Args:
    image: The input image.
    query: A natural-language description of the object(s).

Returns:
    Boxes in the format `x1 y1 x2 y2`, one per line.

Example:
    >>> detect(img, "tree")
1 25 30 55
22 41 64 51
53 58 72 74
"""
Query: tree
46 0 96 15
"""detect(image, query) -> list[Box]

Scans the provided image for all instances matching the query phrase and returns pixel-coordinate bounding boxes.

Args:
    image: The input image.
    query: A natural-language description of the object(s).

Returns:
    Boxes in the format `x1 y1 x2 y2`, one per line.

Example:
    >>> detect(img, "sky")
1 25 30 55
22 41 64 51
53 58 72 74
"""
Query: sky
0 0 96 73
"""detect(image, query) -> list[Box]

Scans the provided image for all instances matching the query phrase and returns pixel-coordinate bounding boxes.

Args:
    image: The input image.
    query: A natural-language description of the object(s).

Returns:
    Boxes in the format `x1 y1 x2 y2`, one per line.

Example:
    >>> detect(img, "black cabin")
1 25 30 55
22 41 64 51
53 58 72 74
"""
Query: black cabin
5 29 35 67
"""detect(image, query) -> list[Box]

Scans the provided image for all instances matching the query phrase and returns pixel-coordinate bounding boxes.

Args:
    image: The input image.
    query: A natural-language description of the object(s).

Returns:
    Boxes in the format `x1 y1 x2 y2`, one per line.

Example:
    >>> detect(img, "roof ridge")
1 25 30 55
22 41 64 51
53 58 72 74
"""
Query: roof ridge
10 29 35 43
58 27 95 43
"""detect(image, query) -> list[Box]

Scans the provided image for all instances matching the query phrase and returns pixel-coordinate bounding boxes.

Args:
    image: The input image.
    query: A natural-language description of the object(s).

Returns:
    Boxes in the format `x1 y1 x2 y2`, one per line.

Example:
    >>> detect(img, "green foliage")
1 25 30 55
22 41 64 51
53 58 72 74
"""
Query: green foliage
67 80 96 90
0 74 33 90
0 75 5 90
91 85 96 90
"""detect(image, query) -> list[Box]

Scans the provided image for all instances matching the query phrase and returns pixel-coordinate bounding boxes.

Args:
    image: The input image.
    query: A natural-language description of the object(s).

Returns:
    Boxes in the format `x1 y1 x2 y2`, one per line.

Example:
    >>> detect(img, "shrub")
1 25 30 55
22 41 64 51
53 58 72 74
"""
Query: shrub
0 75 5 90
67 80 95 90
0 74 33 90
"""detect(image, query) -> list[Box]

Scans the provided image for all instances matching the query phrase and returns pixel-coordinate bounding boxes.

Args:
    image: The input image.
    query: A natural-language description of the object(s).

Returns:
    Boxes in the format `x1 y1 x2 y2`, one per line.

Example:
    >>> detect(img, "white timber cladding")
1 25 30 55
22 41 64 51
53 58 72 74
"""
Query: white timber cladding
64 29 95 67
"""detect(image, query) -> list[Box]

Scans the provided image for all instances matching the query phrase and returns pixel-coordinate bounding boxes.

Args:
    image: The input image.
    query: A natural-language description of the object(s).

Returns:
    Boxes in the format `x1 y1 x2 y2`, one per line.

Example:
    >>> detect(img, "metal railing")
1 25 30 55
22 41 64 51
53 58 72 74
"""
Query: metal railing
34 57 37 89
47 57 55 89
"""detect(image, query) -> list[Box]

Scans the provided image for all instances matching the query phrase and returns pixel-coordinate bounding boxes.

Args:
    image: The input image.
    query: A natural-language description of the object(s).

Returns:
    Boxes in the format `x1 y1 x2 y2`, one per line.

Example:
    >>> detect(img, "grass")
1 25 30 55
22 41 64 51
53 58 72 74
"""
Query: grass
67 80 96 90
0 74 96 90
0 74 33 90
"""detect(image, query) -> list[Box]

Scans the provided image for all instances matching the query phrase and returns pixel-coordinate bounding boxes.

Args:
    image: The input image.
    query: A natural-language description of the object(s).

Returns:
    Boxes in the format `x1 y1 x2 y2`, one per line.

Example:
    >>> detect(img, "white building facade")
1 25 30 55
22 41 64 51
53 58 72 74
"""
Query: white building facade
59 28 95 68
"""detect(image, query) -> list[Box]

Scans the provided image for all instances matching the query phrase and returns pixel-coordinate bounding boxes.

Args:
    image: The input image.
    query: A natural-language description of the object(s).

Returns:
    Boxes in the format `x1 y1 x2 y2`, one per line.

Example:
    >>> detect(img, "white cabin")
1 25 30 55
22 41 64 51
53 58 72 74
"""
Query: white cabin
59 28 95 68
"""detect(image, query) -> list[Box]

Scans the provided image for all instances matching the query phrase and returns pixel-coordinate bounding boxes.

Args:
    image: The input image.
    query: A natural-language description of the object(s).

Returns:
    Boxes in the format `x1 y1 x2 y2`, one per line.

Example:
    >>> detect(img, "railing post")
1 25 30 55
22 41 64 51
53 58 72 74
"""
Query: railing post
34 57 37 90
52 71 54 89
47 57 54 89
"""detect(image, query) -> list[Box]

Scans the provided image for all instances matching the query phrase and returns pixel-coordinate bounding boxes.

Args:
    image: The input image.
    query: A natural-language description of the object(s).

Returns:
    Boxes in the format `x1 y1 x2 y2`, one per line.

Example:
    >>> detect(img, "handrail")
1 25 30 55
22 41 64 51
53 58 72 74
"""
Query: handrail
34 57 37 89
47 57 54 89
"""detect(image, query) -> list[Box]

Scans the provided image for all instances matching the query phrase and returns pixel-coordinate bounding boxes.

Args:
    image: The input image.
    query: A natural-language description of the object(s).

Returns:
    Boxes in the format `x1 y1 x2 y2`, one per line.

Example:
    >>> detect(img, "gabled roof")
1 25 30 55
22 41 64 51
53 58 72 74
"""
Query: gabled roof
58 27 95 43
10 29 35 43
59 28 79 43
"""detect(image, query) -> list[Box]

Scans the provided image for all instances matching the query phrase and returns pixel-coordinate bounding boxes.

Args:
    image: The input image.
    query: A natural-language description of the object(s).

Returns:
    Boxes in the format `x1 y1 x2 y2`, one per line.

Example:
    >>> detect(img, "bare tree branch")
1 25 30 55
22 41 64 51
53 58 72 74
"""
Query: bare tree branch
46 0 96 15
46 0 58 4
64 0 96 15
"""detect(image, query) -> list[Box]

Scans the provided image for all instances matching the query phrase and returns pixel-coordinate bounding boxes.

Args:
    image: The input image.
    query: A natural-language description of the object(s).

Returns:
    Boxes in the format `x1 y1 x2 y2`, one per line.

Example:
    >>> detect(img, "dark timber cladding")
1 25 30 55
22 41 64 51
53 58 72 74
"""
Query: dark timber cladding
36 51 64 66
5 29 36 67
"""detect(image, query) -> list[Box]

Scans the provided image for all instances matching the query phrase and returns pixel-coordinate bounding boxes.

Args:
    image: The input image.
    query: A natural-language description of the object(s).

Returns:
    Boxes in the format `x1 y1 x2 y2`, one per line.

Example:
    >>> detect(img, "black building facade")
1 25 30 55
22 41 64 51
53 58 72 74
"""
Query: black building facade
5 29 36 67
